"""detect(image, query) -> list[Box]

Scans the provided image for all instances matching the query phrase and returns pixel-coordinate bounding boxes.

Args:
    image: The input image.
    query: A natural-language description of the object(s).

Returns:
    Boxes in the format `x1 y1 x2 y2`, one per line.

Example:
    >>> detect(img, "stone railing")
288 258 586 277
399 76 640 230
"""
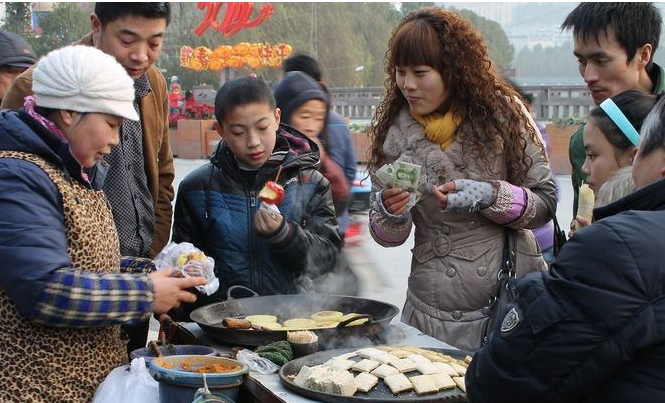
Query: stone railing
329 84 594 121
329 87 383 120
522 85 593 121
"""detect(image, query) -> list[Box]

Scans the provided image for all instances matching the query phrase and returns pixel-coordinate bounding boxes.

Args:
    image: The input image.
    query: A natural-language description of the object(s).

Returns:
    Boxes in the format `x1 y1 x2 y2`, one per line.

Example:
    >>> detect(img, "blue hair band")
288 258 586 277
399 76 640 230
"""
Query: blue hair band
599 98 640 146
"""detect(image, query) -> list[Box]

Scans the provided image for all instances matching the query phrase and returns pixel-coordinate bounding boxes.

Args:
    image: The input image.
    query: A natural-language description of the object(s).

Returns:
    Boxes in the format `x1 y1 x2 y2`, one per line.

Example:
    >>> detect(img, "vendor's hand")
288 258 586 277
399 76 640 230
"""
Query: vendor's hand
254 208 284 235
382 187 410 215
568 216 591 238
149 269 206 314
435 179 496 213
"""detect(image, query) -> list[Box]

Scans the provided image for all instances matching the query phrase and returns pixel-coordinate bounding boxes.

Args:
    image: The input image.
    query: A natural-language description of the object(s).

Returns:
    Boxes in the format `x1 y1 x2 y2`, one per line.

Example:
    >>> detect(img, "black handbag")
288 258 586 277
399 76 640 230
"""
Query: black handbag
482 228 518 346
533 188 567 257
543 198 567 257
551 212 567 257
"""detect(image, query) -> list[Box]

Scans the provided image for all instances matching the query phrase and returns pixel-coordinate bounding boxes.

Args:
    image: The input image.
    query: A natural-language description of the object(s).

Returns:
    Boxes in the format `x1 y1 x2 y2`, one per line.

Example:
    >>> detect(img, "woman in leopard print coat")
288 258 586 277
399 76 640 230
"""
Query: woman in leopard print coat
0 46 204 403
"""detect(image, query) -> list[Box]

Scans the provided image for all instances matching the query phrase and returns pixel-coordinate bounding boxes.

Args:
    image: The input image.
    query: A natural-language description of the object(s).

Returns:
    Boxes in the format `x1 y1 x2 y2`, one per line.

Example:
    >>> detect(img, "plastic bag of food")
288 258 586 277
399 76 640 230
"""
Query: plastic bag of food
92 358 158 403
236 349 280 374
154 242 219 295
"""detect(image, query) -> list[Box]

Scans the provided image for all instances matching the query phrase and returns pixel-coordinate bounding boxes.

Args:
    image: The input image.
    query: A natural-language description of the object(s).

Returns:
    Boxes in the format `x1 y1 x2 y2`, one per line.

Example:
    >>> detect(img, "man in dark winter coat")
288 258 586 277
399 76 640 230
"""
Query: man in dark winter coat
466 94 665 403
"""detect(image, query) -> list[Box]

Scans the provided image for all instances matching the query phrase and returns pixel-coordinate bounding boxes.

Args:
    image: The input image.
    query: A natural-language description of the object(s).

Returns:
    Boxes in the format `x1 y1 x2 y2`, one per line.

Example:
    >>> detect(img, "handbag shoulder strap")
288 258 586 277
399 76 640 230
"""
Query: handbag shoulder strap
500 227 515 279
532 188 566 256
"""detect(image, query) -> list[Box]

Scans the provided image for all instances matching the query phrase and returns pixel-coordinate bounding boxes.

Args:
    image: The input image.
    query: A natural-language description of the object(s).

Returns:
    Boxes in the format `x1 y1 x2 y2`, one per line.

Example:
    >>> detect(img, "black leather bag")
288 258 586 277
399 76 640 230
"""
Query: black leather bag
533 188 567 257
551 211 567 257
482 228 518 346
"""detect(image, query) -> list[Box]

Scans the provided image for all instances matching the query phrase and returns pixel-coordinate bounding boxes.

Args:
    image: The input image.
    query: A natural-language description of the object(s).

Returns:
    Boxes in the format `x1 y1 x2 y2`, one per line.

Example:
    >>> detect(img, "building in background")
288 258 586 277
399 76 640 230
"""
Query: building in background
30 2 54 34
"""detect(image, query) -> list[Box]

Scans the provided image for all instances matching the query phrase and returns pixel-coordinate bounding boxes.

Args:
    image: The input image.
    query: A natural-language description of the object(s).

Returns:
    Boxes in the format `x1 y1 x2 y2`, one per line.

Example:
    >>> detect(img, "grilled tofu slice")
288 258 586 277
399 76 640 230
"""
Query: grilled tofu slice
356 347 385 359
391 358 418 373
407 354 431 366
410 374 439 395
388 349 412 359
450 363 467 376
294 365 315 387
370 364 400 379
351 359 380 373
324 359 355 371
335 352 358 360
354 372 379 393
330 370 357 396
374 353 400 366
453 376 466 392
433 362 458 376
384 373 413 394
431 373 456 390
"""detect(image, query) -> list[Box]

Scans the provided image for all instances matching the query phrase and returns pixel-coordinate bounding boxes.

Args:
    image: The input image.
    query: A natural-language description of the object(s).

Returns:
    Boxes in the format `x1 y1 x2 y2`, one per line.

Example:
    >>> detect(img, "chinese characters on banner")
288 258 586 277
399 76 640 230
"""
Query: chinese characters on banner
194 2 274 37
180 43 293 71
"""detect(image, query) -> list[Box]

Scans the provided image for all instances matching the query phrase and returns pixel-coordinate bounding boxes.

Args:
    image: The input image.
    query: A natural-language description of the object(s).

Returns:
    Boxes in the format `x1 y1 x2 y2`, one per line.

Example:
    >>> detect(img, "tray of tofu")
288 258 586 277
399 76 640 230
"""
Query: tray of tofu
279 345 470 402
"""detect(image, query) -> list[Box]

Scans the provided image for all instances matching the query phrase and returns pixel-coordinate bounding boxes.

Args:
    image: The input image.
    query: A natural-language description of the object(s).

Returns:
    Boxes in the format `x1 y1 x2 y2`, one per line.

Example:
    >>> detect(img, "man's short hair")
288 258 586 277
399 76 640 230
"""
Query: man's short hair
214 77 276 124
282 53 323 82
561 3 662 66
94 3 171 26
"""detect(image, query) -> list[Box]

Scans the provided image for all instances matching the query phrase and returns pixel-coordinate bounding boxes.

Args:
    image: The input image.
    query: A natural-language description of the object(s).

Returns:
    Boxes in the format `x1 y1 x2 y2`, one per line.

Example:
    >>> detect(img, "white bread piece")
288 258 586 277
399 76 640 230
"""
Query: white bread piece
433 362 458 376
431 373 456 390
453 376 466 392
384 373 413 394
370 363 400 379
354 372 379 393
351 359 381 373
410 374 439 395
391 358 418 373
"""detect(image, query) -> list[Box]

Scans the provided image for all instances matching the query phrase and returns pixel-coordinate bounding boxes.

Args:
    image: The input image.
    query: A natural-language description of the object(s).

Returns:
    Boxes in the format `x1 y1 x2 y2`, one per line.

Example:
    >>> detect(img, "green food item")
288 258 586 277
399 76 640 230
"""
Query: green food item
255 340 293 366
258 351 289 366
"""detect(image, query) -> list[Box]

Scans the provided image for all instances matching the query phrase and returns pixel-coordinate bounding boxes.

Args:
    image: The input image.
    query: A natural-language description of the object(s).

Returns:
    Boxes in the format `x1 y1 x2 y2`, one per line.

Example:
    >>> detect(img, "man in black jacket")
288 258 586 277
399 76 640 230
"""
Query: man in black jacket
466 96 665 403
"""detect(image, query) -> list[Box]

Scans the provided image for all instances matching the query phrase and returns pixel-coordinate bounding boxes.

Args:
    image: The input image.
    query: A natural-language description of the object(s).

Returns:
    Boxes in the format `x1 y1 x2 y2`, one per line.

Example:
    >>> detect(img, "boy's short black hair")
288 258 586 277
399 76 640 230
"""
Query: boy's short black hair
561 3 661 66
214 77 276 124
282 53 323 82
94 3 171 26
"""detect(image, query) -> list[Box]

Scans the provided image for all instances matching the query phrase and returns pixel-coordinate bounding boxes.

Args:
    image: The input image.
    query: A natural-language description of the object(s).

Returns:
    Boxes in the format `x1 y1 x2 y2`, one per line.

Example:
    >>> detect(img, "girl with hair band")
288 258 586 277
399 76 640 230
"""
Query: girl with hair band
571 90 657 234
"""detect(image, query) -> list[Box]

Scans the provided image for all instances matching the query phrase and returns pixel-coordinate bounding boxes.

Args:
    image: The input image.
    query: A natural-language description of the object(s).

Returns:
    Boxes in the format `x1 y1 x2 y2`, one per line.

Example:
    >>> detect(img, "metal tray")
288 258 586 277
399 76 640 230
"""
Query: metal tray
279 347 468 403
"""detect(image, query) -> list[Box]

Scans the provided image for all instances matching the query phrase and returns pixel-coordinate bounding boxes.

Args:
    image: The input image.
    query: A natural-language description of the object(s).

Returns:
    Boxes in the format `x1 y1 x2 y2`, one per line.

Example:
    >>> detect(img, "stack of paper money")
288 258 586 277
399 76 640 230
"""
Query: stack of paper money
375 161 423 210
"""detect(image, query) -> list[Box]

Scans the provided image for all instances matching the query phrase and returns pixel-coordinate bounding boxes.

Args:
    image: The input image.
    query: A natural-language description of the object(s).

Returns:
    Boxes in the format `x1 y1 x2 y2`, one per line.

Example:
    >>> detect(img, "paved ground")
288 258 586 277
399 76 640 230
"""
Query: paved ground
148 159 574 342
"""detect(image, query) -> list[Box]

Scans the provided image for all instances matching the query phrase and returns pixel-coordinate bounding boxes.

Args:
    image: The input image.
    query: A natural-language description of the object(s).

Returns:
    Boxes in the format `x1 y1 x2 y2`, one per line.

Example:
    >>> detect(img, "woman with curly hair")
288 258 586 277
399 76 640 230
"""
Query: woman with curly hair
368 7 556 350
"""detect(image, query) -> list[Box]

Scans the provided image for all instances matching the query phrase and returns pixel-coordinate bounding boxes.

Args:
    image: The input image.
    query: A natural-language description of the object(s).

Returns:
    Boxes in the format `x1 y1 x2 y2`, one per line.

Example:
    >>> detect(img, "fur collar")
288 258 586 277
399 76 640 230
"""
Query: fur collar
383 108 464 195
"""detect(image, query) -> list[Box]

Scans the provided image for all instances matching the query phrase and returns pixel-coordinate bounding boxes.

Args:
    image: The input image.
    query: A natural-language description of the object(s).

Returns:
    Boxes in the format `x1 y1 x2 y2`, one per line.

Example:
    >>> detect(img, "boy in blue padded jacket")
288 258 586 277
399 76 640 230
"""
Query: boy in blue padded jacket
172 77 341 304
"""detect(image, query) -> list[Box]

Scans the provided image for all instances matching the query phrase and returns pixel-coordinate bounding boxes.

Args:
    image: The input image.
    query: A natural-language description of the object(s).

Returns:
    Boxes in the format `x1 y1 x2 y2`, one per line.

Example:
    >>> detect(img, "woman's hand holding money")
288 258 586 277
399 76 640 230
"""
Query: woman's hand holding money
434 179 496 213
382 187 410 215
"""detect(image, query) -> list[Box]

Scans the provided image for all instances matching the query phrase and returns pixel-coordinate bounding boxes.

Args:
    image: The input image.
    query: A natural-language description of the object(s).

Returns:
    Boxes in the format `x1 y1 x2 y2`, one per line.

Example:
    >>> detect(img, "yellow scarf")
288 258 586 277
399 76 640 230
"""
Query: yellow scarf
411 107 463 151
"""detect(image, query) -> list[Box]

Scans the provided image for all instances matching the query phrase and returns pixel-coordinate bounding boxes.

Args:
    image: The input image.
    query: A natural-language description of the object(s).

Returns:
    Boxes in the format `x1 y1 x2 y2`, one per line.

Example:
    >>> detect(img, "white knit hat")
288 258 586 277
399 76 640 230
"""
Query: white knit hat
33 45 139 121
